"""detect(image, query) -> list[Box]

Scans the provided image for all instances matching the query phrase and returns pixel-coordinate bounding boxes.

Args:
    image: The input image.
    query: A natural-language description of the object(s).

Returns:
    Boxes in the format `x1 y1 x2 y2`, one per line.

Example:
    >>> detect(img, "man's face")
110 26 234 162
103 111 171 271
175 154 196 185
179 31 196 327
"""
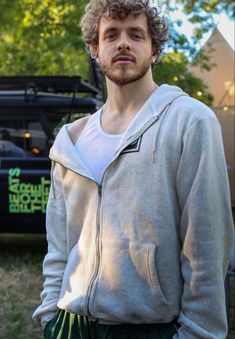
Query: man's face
94 14 155 86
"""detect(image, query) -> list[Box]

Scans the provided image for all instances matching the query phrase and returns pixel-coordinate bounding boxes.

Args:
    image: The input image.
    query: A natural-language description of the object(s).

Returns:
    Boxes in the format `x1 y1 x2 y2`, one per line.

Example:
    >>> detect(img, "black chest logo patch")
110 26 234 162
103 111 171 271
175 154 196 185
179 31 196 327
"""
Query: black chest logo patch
121 136 142 154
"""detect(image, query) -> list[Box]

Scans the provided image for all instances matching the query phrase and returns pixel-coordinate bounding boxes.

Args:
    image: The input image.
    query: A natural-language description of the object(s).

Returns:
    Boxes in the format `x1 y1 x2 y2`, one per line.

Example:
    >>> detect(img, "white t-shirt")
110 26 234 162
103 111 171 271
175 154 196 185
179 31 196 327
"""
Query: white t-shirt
75 109 123 185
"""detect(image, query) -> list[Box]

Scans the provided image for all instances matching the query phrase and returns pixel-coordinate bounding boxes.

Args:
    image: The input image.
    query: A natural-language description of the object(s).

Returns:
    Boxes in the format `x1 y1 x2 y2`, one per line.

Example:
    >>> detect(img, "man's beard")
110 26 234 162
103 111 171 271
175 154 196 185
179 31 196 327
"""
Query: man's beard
98 57 152 86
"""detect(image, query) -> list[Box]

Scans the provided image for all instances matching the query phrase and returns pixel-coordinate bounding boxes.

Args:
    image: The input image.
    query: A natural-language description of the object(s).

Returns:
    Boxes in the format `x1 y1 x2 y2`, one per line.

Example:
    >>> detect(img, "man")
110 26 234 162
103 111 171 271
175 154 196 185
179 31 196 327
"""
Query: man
0 129 25 157
33 1 234 338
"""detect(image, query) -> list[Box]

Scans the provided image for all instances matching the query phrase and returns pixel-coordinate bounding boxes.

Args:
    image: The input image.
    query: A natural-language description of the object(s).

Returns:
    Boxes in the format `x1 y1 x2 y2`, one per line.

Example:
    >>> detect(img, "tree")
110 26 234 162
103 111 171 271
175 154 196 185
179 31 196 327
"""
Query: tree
162 0 234 45
0 0 233 105
0 0 88 78
153 53 213 105
153 0 234 104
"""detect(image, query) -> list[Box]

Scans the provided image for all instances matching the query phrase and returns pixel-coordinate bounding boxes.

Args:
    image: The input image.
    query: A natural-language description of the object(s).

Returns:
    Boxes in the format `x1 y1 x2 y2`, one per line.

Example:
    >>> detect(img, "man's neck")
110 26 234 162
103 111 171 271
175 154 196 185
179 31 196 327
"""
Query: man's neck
100 69 158 135
104 71 157 118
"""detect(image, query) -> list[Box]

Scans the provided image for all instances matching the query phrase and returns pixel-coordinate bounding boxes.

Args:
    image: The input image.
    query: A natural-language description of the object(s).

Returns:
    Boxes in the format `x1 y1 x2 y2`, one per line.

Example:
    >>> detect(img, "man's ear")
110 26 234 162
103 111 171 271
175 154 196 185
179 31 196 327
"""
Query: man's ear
152 47 157 57
151 48 158 64
90 45 99 61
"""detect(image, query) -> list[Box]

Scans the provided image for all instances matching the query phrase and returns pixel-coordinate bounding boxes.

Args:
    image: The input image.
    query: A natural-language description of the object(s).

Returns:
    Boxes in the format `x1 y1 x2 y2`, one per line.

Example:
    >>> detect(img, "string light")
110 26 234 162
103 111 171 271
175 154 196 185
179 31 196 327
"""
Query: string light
24 132 31 139
173 76 178 82
197 91 202 97
31 147 40 155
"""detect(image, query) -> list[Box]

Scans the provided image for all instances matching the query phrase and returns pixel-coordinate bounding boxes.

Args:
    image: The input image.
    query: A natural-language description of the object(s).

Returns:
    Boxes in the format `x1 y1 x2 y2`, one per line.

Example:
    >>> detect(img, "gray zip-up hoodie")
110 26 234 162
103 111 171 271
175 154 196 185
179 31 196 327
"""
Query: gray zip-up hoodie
33 85 233 338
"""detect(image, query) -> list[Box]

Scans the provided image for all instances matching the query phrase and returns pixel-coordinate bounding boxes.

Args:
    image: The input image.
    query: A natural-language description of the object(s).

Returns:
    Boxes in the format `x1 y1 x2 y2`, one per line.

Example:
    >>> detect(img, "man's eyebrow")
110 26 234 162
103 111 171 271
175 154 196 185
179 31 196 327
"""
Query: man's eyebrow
128 26 147 35
102 26 147 36
102 27 118 35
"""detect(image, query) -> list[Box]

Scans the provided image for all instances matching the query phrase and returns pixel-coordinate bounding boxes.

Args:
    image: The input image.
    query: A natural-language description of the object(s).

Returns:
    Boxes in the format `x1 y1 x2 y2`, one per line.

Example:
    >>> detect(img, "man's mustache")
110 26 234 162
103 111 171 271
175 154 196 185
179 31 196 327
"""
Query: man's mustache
112 53 136 63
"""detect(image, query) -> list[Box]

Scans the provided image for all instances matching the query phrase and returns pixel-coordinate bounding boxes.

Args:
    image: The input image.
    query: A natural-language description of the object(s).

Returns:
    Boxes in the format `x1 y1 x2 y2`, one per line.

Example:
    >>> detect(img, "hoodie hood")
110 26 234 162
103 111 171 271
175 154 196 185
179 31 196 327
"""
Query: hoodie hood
50 84 187 177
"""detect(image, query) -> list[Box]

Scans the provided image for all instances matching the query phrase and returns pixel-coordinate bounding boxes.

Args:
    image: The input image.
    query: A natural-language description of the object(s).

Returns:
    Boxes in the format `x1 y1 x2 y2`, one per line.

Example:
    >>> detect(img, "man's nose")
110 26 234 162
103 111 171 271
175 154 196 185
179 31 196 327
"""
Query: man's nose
117 33 131 51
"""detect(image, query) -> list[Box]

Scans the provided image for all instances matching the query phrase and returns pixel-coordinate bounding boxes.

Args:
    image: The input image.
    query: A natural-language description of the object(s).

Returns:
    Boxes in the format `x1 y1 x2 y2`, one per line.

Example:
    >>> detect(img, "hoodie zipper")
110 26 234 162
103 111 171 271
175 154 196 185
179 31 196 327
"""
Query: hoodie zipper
84 112 168 317
85 122 160 315
86 183 102 316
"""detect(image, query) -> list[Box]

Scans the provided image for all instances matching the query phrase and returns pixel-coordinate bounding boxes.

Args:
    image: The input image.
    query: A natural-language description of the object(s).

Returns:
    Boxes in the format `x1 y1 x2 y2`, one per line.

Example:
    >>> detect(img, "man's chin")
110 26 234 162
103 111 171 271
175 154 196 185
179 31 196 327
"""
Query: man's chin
102 62 152 86
104 69 138 85
106 73 146 86
106 77 134 86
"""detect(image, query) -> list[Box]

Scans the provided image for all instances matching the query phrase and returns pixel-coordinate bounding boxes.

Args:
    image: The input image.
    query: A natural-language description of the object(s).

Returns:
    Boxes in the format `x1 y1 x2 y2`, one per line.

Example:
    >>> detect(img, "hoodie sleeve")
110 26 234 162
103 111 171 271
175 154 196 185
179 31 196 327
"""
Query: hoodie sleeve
174 115 234 339
32 162 67 329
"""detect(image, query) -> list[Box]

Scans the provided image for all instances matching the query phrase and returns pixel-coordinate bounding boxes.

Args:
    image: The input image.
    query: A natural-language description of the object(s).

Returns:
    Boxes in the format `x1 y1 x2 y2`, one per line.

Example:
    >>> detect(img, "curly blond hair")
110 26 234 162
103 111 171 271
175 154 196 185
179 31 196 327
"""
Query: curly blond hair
80 0 168 63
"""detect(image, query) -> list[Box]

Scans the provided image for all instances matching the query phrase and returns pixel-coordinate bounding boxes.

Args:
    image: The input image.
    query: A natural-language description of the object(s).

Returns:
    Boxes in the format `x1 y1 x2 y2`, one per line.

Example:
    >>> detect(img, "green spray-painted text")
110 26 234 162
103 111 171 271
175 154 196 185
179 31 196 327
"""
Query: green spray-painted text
8 168 50 213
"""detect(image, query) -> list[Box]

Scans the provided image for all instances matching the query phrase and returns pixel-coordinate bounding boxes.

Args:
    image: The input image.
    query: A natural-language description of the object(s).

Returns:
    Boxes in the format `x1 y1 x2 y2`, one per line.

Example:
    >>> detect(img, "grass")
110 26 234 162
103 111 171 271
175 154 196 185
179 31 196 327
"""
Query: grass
0 228 234 339
0 234 47 339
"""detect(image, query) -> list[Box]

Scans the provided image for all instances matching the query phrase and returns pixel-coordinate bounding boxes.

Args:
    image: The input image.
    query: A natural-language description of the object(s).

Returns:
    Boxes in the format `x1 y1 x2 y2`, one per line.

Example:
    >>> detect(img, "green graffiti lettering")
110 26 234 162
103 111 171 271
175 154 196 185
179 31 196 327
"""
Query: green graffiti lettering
41 177 50 186
9 181 20 194
9 177 20 184
19 204 32 213
9 204 21 213
31 185 42 195
8 173 50 213
8 168 21 177
31 204 43 212
8 168 50 214
20 193 31 204
9 194 20 204
19 183 31 193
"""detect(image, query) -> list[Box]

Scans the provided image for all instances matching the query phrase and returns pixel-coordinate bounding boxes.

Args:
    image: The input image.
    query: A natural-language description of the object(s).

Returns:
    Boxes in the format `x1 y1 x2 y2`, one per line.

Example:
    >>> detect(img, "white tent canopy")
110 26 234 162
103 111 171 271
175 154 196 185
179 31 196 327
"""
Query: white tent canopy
191 28 234 206
191 28 234 107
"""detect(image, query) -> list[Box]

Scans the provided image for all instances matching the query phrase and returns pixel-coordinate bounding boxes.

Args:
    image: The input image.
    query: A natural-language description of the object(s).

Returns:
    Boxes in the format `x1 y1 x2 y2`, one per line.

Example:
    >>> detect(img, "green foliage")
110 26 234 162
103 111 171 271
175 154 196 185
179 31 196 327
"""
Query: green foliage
167 0 234 56
164 0 234 69
154 53 214 105
157 0 234 105
178 0 234 20
0 0 89 78
0 0 233 105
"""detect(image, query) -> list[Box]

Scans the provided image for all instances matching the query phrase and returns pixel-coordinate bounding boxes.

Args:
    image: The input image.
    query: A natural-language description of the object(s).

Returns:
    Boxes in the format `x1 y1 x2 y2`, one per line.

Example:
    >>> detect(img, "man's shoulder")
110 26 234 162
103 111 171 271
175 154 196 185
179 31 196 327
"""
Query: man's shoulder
161 95 218 133
172 95 215 120
67 115 90 145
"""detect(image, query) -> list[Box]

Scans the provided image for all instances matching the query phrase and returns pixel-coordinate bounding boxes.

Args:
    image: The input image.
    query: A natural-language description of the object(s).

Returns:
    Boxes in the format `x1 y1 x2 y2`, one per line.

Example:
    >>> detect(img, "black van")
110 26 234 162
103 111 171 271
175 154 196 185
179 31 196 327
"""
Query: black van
0 76 102 233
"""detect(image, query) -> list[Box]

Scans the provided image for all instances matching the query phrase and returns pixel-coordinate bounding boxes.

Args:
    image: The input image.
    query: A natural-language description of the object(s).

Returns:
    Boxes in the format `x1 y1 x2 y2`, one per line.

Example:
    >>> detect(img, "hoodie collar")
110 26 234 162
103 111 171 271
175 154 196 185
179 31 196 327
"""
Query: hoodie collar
49 124 92 178
114 84 187 155
50 84 187 176
119 84 186 141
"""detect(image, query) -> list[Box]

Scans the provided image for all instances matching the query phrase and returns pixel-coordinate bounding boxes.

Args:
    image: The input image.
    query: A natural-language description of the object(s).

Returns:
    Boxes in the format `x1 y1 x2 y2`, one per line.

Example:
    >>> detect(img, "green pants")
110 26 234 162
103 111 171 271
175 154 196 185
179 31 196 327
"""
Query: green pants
44 309 179 339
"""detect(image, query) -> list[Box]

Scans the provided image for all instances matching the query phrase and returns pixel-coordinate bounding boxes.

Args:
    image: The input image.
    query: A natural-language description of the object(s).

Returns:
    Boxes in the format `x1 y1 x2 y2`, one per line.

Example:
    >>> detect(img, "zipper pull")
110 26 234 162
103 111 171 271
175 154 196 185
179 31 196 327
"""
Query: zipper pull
98 185 102 196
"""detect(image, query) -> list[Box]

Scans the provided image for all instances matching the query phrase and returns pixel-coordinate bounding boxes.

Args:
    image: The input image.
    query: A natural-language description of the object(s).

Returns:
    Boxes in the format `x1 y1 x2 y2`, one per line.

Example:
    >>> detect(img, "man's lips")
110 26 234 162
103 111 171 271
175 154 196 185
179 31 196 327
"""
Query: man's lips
113 56 135 63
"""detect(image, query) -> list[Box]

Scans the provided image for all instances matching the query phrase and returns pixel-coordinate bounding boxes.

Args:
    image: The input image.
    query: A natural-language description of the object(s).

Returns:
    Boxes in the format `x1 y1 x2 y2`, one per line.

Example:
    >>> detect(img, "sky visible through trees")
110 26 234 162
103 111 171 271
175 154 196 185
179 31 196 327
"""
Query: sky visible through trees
0 0 234 105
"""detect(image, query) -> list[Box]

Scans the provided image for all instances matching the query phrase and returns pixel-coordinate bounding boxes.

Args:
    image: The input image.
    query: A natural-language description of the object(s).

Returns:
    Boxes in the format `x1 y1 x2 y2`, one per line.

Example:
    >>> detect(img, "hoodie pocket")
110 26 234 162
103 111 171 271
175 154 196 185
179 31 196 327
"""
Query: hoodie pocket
90 241 170 323
147 243 169 307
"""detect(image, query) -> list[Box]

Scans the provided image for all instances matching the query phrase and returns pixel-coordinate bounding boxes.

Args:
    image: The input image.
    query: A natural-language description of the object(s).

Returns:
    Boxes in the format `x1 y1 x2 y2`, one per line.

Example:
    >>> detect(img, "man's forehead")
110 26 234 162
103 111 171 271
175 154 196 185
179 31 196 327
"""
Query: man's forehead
99 13 148 32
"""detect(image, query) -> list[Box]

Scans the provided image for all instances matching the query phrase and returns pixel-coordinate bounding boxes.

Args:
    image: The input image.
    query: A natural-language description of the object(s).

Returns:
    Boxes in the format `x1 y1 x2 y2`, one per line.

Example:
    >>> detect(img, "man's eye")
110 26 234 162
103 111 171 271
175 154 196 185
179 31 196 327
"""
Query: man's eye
131 35 143 40
105 34 116 41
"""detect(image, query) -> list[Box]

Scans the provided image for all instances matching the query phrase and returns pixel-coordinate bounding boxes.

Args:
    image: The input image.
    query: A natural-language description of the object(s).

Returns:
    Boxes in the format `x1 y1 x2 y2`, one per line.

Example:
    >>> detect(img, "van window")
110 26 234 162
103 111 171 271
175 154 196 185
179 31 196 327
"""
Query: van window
0 120 48 157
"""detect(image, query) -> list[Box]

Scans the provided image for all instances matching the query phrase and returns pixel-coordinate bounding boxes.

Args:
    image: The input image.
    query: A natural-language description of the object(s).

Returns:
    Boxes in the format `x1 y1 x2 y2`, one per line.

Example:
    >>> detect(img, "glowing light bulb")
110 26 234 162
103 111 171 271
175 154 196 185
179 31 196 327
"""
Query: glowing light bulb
24 132 31 139
31 147 40 155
